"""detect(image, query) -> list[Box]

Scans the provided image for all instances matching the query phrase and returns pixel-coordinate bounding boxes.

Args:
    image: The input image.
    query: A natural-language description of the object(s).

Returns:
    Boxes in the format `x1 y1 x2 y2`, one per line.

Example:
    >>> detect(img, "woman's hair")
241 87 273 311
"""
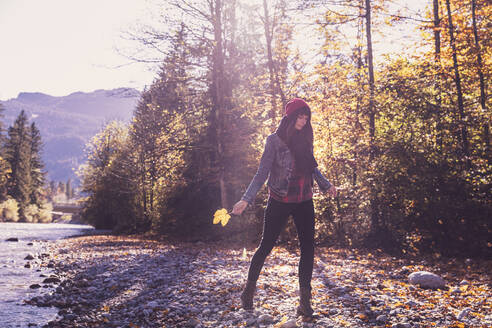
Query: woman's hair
276 106 313 147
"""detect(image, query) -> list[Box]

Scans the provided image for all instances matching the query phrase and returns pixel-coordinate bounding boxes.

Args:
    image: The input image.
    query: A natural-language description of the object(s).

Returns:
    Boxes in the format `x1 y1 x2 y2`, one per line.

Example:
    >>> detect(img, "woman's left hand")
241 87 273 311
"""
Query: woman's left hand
327 185 337 197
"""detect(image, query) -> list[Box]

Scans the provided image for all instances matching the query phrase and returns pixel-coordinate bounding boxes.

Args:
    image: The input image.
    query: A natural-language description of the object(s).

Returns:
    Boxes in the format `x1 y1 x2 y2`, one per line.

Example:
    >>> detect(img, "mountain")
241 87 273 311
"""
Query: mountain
0 88 141 184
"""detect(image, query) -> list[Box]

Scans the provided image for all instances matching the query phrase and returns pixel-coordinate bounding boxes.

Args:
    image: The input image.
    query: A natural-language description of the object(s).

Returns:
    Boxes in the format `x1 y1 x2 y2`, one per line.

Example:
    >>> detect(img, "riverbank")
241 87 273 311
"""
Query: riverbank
0 223 95 328
28 235 491 328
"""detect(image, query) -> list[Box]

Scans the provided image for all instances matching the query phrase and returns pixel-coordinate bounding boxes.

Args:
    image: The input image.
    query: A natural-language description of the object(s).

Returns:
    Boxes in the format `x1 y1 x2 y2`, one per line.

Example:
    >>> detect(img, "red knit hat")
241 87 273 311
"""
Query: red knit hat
285 98 310 117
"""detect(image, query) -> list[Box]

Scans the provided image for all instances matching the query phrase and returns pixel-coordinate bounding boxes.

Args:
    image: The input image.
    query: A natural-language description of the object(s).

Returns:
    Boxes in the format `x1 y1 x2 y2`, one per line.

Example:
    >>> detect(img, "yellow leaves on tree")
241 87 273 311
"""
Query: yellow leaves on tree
213 208 231 226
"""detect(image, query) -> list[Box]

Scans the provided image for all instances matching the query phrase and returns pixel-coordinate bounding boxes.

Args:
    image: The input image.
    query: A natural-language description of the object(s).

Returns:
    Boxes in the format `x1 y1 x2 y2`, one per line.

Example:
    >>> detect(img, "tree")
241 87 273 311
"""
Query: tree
28 122 45 206
79 121 136 230
445 0 469 167
0 104 10 200
58 181 65 194
65 179 72 200
5 110 31 219
471 0 489 156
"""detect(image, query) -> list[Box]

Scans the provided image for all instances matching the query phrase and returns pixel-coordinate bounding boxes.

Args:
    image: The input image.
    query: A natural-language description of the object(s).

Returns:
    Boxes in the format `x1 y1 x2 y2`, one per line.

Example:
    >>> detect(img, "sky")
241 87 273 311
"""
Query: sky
0 0 157 100
0 0 429 101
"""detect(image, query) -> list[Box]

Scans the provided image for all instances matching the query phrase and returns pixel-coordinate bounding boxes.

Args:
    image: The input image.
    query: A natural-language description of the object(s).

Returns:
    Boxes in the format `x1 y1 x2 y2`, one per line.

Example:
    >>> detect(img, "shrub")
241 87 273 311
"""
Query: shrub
24 204 40 223
0 198 20 222
38 202 53 223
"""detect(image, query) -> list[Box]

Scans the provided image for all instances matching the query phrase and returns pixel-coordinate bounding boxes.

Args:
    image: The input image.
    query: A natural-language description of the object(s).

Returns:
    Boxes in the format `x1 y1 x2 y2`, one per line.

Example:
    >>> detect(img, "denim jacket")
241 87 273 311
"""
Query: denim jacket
241 133 332 204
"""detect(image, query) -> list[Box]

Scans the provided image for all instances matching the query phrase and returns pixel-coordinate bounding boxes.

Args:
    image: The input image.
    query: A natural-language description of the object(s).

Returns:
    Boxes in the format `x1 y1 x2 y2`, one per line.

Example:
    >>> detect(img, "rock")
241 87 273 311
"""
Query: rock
280 319 298 328
457 308 471 321
25 254 35 260
25 262 31 268
459 280 470 286
6 237 19 242
146 301 159 310
65 313 76 320
43 277 61 284
405 300 418 307
76 279 89 287
30 284 41 289
185 317 201 327
391 324 411 328
258 314 274 324
408 271 445 289
87 286 98 293
27 242 34 246
376 315 388 323
245 318 256 326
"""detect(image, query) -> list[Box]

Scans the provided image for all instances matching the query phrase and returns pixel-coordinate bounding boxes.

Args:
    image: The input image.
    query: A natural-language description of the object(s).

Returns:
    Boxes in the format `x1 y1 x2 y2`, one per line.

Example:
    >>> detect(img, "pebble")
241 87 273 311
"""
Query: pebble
391 324 411 328
43 277 61 284
25 235 492 328
280 319 298 327
245 317 256 326
376 315 388 323
457 308 471 321
258 313 274 324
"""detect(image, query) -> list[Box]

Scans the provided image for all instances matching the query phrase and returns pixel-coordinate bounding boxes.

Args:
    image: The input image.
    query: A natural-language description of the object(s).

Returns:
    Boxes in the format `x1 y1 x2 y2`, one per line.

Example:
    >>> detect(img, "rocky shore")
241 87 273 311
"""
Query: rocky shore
24 235 491 328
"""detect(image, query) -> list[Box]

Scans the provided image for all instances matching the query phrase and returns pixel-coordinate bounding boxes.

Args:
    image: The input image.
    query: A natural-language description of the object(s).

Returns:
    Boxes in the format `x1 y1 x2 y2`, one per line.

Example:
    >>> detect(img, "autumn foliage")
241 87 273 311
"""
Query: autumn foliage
78 0 490 258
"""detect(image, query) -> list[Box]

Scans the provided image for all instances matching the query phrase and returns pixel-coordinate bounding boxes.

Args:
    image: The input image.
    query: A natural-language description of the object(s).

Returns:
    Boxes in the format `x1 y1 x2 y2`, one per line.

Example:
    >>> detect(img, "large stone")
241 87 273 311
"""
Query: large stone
6 237 19 242
408 271 446 289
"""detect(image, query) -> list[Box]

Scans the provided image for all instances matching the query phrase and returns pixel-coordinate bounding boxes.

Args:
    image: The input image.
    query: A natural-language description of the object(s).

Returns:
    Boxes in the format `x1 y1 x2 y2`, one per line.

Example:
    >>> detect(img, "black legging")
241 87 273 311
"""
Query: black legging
247 197 315 288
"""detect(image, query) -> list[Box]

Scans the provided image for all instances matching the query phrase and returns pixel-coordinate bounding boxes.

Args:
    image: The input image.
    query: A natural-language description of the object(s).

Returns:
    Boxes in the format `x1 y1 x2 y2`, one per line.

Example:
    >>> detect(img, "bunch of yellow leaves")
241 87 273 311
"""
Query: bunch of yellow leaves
213 208 231 226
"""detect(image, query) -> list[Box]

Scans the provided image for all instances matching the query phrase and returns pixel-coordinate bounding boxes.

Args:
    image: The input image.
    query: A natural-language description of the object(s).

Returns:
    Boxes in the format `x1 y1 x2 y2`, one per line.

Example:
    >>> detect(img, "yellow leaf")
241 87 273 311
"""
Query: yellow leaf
213 208 231 226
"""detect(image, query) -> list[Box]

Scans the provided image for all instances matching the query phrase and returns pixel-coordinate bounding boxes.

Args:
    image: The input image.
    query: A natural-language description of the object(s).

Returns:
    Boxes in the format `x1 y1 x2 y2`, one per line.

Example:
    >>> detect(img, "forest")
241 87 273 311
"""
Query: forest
0 109 53 223
5 0 489 258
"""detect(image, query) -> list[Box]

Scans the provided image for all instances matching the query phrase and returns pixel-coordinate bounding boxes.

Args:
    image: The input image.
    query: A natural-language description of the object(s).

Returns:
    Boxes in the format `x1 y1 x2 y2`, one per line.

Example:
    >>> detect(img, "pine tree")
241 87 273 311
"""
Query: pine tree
65 179 71 201
0 104 10 200
28 122 45 206
58 181 65 195
5 110 31 218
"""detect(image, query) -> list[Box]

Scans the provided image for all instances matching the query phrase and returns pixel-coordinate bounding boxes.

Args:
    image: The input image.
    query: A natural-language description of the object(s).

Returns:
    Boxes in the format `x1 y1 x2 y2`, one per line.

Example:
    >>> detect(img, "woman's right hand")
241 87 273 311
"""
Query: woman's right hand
232 200 248 215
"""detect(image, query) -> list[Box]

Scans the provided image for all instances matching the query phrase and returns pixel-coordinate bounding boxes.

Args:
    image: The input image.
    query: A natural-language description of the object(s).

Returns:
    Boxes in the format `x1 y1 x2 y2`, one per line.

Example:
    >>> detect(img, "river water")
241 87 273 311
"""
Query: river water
0 222 94 328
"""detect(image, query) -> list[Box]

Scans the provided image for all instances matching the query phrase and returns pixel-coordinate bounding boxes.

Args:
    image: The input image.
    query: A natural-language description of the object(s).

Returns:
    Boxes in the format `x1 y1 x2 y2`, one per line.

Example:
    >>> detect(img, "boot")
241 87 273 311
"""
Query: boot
297 286 314 317
240 280 256 310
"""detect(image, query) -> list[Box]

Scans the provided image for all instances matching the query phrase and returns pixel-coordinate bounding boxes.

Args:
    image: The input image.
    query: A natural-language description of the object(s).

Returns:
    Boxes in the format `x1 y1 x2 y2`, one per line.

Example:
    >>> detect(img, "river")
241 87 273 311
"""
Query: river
0 222 95 328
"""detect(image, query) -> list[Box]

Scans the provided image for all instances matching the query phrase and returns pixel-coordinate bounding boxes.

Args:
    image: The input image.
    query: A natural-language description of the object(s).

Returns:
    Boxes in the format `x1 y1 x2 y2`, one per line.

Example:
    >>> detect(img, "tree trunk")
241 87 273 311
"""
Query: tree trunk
365 0 378 232
365 0 376 148
445 0 470 167
433 0 443 151
212 0 228 209
263 0 278 131
471 0 489 157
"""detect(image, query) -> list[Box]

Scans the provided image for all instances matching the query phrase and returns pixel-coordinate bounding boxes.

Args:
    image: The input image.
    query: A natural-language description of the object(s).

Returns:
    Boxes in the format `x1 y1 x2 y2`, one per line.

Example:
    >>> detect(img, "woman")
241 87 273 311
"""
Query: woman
232 98 337 317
